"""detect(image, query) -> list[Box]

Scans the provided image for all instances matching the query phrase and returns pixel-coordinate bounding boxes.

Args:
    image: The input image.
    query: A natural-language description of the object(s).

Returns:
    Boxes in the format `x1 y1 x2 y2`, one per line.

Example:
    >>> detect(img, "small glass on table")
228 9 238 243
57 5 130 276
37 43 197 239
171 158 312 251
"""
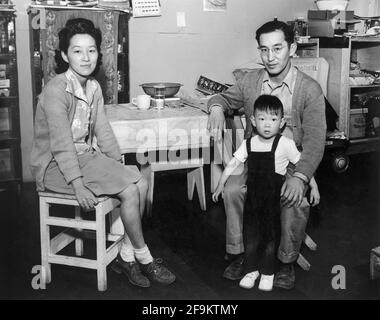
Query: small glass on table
153 85 165 110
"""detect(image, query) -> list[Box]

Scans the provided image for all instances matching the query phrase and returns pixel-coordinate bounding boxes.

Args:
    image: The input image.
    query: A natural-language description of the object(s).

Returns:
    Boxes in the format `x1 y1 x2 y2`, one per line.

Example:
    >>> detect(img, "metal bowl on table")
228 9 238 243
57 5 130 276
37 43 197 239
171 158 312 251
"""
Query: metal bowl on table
140 82 182 98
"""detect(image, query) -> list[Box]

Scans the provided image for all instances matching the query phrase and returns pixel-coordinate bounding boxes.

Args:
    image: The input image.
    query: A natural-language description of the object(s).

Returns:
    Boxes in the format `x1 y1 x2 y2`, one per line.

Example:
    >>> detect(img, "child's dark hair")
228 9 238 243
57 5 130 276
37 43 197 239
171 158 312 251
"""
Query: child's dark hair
254 95 284 117
255 19 294 47
55 18 102 75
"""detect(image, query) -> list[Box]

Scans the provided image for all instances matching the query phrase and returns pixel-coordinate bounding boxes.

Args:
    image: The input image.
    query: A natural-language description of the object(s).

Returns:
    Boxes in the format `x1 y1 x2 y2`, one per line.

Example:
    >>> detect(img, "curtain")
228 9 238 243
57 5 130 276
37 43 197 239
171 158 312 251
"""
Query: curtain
43 9 119 104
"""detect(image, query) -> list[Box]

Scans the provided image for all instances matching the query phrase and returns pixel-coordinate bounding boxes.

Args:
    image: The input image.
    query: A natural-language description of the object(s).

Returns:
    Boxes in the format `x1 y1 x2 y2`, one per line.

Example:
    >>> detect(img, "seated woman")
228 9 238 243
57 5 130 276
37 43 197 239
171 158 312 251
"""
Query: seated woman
30 18 175 288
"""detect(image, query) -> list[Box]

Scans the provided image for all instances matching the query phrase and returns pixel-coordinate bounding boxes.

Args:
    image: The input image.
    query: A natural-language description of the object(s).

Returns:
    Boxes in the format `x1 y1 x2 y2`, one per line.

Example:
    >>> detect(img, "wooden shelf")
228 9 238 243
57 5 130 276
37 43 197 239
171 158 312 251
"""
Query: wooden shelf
0 11 20 188
352 37 380 43
0 95 17 101
320 36 380 156
350 84 380 89
347 136 380 154
0 133 19 142
27 4 131 13
0 53 16 60
350 136 380 143
297 41 318 48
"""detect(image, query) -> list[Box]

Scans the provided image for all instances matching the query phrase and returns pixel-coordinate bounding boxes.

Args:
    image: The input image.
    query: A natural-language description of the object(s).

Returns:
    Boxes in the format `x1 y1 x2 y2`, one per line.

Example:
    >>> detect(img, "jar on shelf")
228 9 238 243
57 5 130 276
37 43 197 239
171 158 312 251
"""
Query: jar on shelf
0 33 8 53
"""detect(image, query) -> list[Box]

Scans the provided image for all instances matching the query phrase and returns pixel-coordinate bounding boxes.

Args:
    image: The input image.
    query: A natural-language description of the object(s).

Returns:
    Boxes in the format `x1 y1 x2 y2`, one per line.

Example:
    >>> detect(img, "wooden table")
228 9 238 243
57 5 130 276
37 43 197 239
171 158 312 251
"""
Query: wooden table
105 103 210 154
105 102 210 223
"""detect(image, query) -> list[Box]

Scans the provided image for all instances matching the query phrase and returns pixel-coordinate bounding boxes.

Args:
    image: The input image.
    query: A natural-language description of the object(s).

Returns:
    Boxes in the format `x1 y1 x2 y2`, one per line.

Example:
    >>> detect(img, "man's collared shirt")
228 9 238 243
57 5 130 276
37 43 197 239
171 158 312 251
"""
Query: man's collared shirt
261 65 297 139
65 69 97 155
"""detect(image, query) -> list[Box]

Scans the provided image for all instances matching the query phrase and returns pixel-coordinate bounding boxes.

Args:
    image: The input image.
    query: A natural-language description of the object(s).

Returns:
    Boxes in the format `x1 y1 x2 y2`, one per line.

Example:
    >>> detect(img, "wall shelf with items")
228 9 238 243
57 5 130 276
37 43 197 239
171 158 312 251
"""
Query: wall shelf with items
319 36 380 155
28 5 130 114
0 8 21 190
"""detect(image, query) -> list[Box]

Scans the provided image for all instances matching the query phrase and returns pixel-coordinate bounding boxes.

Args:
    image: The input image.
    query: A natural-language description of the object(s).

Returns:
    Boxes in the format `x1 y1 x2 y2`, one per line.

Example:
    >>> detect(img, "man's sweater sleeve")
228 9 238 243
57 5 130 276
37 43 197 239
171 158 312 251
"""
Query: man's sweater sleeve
207 77 246 115
296 82 326 180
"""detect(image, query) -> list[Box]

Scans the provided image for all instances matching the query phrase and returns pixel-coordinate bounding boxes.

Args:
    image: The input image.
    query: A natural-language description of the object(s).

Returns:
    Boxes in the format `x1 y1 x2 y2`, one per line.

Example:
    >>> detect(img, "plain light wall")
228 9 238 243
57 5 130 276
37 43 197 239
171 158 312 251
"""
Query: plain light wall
14 0 374 181
128 0 376 99
128 0 317 99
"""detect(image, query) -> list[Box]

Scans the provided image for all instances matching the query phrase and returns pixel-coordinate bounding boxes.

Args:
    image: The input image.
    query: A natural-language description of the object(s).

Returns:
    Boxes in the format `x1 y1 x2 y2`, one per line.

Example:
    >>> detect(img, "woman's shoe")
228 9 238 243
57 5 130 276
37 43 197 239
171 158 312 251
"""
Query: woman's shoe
112 254 151 288
139 258 176 285
258 274 274 291
239 271 260 289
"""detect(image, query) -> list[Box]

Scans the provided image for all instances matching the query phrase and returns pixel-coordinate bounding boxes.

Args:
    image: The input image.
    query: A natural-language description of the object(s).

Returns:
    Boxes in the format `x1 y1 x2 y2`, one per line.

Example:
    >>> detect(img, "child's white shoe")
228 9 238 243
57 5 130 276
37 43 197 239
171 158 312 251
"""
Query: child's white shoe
258 274 274 291
239 271 260 289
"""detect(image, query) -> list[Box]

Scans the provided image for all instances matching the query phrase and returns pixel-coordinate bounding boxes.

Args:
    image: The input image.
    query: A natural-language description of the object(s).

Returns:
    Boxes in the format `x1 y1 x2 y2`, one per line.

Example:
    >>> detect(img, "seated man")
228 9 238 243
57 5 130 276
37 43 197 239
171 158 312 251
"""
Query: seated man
207 19 326 289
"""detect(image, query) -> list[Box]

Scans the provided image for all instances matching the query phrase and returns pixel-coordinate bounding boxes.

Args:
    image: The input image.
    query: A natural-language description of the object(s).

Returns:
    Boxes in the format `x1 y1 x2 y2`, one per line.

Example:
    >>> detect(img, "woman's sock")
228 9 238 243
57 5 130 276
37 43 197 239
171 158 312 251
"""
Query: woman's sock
134 245 154 265
120 234 135 262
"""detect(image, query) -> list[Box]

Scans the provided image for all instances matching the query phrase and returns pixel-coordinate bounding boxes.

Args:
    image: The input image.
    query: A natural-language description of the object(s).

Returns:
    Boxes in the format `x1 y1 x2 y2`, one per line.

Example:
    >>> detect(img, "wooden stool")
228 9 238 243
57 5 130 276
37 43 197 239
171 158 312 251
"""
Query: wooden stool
39 192 123 291
370 246 380 280
141 158 206 217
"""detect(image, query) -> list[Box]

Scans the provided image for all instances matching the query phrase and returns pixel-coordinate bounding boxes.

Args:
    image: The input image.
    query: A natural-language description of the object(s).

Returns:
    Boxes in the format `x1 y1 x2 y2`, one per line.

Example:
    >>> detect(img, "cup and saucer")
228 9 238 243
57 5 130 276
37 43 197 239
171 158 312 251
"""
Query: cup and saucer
131 94 151 110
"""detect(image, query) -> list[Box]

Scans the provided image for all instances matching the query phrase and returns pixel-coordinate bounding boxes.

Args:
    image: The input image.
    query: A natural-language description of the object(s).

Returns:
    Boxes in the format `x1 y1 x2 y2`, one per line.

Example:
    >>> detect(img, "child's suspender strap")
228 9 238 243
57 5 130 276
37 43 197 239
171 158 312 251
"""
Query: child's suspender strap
271 134 282 153
246 137 252 153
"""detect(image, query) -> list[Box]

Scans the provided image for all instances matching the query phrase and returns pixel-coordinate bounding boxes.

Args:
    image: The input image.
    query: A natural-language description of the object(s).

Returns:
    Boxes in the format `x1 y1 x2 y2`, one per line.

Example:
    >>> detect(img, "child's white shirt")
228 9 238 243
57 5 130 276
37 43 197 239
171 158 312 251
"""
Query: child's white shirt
233 135 300 175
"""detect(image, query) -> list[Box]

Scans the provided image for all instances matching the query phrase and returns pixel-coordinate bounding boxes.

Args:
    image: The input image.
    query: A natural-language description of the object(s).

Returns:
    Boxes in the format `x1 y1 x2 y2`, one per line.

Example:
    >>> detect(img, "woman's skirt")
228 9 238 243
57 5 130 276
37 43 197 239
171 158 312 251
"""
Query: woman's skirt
43 150 142 196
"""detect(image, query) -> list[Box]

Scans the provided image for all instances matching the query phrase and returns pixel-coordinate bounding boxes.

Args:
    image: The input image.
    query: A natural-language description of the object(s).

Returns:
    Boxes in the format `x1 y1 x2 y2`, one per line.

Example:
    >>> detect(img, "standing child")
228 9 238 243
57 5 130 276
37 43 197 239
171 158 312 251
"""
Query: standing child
212 95 320 291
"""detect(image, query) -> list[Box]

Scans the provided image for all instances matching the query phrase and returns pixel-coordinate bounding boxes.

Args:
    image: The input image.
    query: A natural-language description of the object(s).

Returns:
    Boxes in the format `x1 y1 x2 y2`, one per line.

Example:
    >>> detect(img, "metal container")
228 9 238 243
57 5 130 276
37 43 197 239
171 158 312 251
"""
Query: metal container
140 82 182 98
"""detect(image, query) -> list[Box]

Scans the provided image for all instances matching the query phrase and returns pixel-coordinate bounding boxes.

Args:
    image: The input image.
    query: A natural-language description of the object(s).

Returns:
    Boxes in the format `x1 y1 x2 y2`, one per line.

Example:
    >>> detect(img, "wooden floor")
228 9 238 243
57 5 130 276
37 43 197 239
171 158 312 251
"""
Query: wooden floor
1 152 380 300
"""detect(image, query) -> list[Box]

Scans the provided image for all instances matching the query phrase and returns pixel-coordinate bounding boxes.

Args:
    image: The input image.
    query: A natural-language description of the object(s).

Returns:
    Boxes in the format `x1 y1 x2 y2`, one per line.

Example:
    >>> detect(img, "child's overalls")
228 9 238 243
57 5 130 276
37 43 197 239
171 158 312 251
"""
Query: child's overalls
243 134 285 275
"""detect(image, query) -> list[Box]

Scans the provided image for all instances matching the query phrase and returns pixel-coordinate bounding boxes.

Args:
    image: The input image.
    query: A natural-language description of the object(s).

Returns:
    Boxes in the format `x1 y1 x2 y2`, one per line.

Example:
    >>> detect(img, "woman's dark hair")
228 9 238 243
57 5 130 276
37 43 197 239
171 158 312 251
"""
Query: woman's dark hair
254 94 284 117
255 19 294 47
55 18 102 75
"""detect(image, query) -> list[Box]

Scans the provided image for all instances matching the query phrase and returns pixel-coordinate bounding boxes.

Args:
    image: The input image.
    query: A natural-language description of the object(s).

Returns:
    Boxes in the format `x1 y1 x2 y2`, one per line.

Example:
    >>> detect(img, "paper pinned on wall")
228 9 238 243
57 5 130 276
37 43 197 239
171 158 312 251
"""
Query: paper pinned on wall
203 0 227 12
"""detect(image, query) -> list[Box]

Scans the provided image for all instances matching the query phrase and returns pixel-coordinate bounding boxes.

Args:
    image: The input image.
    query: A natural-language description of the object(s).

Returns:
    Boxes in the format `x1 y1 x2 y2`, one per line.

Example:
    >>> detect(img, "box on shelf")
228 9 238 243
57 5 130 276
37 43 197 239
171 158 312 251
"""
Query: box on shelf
308 10 354 21
0 78 9 88
307 10 358 37
350 108 368 138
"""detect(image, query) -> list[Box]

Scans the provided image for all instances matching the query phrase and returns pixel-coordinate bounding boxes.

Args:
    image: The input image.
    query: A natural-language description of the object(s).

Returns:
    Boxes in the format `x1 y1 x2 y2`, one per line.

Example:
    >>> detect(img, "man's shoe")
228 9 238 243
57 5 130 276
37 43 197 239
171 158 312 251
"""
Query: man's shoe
222 255 245 280
273 263 295 290
112 255 150 288
140 258 176 285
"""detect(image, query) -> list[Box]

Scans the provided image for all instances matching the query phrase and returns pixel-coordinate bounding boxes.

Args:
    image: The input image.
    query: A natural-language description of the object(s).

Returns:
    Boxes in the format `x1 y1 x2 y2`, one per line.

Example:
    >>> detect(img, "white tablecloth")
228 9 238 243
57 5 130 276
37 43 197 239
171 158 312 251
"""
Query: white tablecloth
105 103 210 153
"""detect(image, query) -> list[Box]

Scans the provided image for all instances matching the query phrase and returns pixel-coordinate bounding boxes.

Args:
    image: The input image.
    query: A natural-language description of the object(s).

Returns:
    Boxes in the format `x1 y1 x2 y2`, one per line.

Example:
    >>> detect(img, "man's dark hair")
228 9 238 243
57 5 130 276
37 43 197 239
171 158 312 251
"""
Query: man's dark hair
55 18 103 75
255 19 294 46
254 94 284 117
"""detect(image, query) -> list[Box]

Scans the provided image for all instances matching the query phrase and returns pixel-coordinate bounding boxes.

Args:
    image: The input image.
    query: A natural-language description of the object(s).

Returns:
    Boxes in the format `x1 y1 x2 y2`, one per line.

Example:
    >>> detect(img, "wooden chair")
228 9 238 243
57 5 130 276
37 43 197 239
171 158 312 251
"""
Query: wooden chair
38 192 123 291
141 158 206 217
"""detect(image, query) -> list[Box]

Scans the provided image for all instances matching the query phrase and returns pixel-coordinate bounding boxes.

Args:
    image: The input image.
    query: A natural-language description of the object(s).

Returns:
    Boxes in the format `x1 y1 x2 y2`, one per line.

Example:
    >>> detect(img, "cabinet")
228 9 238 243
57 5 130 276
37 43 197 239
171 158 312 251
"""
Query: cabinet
319 36 380 154
0 8 21 189
28 5 130 112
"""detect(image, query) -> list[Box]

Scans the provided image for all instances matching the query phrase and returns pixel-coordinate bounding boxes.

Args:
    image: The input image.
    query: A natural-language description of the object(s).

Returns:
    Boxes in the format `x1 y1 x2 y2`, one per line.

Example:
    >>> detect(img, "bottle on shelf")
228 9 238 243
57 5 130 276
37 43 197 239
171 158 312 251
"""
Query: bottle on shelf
0 17 8 54
7 24 14 53
0 32 7 54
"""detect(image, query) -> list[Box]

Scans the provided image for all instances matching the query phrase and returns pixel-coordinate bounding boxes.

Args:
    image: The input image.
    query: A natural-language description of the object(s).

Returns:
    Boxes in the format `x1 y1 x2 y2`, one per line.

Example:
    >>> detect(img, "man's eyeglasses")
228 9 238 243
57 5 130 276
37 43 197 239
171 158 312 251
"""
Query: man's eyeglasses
258 45 287 56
